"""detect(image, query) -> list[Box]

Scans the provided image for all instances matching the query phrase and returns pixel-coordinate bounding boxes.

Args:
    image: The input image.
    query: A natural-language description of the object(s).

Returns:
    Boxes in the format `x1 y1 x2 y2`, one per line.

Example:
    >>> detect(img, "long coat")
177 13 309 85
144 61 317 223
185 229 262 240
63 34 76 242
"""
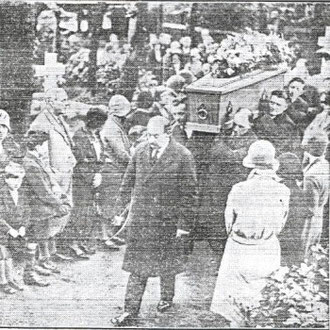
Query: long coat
253 112 300 155
23 151 71 239
302 156 329 257
100 114 131 173
71 128 123 233
115 139 197 277
29 108 76 201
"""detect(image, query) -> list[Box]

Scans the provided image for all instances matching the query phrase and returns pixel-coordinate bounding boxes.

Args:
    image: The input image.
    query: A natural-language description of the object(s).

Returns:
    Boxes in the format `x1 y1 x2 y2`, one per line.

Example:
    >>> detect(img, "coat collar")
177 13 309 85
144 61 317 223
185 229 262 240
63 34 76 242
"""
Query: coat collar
44 110 74 148
143 139 179 183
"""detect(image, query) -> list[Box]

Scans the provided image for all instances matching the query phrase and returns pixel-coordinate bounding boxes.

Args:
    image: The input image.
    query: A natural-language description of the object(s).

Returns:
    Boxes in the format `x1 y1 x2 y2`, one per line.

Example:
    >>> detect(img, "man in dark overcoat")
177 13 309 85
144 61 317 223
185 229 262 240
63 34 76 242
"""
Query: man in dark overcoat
111 116 197 326
253 90 301 156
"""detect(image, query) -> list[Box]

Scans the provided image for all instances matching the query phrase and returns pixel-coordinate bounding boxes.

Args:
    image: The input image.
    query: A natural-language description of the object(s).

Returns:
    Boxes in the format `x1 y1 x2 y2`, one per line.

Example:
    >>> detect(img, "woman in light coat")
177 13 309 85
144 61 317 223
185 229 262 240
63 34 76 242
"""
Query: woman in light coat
210 140 290 327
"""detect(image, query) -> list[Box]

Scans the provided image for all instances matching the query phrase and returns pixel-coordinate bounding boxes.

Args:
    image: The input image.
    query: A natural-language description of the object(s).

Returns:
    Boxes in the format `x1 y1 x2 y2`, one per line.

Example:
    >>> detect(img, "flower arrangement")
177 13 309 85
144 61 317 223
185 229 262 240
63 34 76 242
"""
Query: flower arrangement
210 28 296 78
238 244 329 328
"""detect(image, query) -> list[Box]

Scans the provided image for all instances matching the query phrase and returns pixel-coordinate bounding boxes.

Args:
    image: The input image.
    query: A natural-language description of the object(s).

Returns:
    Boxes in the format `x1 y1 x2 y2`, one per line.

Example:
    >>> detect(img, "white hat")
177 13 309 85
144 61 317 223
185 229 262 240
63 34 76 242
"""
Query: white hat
233 108 253 128
243 140 279 170
0 109 11 131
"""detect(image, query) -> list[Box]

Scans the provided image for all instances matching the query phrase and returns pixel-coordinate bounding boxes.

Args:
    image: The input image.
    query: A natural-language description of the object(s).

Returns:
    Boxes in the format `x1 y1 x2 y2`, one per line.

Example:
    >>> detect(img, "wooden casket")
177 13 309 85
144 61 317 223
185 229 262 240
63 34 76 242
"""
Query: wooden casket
186 67 287 135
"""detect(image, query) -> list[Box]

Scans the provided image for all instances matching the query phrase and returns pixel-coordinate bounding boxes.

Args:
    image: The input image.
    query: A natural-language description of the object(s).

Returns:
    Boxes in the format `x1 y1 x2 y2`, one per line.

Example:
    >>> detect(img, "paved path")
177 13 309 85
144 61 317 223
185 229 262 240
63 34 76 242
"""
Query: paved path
0 241 227 328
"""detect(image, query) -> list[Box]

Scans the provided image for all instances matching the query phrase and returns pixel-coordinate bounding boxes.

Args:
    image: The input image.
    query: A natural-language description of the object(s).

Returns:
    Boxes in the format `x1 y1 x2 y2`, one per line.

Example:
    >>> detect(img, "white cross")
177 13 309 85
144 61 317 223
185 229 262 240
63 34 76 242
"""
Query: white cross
34 52 66 91
318 26 330 49
317 27 330 77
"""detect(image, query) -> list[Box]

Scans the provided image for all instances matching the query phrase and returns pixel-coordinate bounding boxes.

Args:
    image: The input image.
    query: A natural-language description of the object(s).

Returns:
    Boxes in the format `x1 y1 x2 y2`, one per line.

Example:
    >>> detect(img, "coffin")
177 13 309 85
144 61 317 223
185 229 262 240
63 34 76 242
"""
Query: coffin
185 67 287 135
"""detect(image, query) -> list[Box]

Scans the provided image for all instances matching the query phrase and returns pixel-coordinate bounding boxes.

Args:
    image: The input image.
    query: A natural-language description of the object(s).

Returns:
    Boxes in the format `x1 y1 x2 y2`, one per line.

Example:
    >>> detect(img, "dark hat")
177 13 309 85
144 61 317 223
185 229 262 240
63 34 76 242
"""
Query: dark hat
136 91 154 109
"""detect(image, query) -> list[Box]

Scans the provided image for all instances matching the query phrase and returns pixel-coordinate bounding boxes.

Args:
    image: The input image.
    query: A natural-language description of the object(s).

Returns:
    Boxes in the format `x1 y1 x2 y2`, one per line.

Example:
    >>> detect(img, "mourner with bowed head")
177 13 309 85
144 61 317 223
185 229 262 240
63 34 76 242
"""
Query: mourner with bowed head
111 116 197 326
211 140 290 328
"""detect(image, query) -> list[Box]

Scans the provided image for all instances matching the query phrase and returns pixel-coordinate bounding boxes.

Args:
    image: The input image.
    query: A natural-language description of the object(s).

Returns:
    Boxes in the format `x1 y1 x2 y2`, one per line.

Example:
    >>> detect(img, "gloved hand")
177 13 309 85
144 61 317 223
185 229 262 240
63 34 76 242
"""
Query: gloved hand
18 226 26 237
92 173 102 188
8 228 19 238
113 215 125 226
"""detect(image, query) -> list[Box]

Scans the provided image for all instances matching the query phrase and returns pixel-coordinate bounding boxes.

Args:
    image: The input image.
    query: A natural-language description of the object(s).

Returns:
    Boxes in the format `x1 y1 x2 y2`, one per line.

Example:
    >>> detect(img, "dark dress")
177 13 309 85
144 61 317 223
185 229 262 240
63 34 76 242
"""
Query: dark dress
279 180 312 267
71 128 123 240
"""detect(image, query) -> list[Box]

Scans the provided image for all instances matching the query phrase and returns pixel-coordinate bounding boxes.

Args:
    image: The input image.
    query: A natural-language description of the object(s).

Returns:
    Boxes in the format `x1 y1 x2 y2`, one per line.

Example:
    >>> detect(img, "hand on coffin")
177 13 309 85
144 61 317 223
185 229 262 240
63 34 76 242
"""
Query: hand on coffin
176 229 189 238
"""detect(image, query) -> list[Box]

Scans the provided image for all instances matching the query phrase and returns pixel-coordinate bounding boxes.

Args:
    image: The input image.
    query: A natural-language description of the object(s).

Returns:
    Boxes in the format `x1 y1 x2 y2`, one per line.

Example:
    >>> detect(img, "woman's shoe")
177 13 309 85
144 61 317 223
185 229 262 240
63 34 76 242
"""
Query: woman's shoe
0 283 17 294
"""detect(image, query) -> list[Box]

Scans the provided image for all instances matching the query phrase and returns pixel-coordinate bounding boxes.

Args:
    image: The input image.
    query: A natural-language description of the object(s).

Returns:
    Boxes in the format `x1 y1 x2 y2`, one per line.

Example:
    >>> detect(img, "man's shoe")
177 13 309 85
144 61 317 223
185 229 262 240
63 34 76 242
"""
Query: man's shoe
51 253 74 262
34 265 52 276
69 245 90 260
111 237 126 246
103 240 120 251
24 272 50 287
0 283 17 294
79 244 96 255
157 300 173 313
111 312 136 327
8 280 24 291
39 259 61 274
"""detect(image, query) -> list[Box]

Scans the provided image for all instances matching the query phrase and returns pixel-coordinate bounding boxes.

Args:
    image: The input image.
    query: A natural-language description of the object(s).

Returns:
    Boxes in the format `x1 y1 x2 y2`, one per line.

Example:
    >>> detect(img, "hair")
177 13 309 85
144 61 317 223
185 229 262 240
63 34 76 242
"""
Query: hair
136 91 154 109
147 115 171 134
288 77 305 86
26 130 49 150
271 90 288 101
278 152 303 182
86 107 108 128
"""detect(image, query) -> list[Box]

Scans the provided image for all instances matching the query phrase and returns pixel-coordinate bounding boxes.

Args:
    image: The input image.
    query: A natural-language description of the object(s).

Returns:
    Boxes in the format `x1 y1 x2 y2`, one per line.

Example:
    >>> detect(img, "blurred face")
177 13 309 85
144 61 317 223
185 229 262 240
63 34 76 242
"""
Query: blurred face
288 81 304 102
172 107 187 124
160 92 175 108
147 122 169 150
269 95 288 116
110 97 129 117
49 91 69 116
0 124 9 142
320 93 330 112
232 123 250 136
5 175 23 190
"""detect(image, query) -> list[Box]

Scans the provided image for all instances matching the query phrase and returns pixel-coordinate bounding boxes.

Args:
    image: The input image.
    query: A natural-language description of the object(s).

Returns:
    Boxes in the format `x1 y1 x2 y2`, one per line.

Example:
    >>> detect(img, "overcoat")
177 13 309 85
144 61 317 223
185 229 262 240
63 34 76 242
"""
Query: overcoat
100 113 131 173
253 112 300 155
302 156 329 257
29 109 76 191
23 151 71 239
71 128 123 226
115 139 197 277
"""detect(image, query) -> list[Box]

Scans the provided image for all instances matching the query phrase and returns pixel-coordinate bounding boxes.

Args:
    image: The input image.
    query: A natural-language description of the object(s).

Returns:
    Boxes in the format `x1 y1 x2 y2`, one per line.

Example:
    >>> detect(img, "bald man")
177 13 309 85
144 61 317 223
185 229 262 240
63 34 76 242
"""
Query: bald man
111 116 197 326
29 88 76 262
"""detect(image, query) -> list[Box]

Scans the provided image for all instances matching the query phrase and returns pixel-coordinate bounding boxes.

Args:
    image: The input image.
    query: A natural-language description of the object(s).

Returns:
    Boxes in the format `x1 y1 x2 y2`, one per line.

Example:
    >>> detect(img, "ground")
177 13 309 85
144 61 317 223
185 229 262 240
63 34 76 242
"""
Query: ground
0 241 228 328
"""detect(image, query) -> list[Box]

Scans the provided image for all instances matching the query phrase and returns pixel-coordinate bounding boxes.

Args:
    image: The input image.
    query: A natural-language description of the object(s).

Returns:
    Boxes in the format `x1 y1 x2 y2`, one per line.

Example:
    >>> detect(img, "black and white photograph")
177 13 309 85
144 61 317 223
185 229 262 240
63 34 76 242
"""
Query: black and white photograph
0 1 329 328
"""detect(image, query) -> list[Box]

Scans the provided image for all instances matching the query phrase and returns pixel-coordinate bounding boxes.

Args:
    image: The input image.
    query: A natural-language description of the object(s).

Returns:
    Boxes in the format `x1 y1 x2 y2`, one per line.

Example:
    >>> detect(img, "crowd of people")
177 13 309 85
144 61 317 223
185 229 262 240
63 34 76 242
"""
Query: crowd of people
0 30 329 328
